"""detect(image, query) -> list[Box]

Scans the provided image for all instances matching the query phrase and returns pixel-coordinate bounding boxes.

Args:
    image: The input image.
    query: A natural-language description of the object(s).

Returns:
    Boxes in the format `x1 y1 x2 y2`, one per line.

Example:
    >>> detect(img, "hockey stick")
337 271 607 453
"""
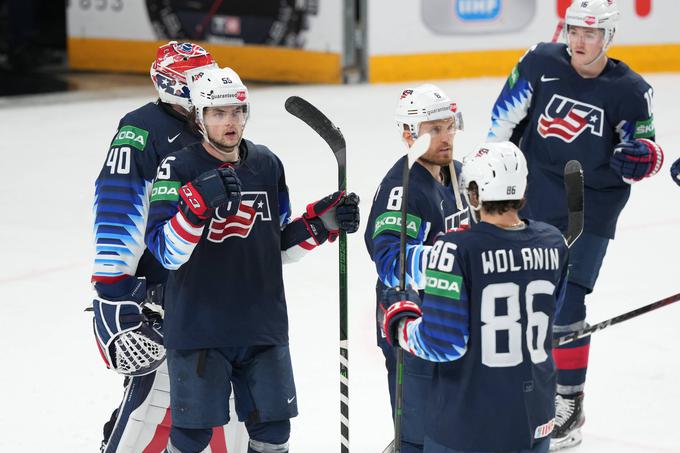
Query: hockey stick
448 162 464 211
284 96 349 453
563 160 584 247
552 19 566 43
392 133 432 453
553 292 680 347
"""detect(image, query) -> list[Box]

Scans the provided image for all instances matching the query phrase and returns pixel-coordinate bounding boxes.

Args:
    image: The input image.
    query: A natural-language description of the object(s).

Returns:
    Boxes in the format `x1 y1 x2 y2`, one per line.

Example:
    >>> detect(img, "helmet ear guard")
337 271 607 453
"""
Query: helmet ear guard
395 84 463 140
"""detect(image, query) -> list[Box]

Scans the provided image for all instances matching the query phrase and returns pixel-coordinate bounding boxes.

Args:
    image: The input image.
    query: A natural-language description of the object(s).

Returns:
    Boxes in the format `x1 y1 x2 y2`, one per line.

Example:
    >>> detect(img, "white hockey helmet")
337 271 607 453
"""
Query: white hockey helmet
149 41 216 110
395 84 463 139
460 141 528 210
189 66 250 135
564 0 620 51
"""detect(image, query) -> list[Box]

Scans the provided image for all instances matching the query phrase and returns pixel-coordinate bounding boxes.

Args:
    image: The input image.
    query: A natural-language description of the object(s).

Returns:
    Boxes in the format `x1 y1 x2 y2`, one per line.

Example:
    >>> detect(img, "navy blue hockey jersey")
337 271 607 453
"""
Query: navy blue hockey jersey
365 157 469 338
488 42 656 239
365 158 469 289
92 101 200 295
145 139 323 349
403 220 568 451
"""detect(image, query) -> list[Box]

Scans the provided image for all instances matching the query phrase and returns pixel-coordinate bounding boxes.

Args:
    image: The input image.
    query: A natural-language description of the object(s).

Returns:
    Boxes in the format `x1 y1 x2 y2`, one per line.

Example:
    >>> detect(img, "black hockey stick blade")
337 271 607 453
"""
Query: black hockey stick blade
285 96 346 167
553 291 680 347
563 160 584 247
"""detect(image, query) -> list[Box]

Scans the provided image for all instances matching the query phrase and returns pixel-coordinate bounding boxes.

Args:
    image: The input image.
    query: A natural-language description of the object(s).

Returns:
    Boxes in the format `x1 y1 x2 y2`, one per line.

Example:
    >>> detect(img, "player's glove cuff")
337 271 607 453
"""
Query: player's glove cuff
383 300 422 348
380 288 422 347
610 139 664 184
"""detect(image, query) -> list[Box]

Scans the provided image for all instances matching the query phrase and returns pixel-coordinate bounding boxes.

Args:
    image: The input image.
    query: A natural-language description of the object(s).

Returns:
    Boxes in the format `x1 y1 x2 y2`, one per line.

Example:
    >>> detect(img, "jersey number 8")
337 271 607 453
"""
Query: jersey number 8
481 281 554 368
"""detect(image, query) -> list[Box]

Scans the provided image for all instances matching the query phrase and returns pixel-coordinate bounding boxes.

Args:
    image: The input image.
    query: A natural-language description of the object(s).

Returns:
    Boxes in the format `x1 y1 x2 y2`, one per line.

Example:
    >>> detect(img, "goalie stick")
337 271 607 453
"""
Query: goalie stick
284 96 349 453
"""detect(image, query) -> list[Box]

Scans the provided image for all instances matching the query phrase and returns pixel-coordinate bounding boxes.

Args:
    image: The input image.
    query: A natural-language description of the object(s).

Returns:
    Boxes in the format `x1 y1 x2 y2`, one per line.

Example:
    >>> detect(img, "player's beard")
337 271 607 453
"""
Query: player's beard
420 148 452 167
208 128 243 153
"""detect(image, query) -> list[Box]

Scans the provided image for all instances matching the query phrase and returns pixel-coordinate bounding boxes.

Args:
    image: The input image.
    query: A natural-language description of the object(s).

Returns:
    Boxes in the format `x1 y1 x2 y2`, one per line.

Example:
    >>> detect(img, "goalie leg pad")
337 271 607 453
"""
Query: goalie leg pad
103 363 171 453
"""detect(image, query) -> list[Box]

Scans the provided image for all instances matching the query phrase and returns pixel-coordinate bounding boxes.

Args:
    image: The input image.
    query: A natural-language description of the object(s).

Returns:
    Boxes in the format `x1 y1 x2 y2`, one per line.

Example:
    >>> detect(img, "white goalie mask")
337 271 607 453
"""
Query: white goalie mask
189 66 250 138
395 84 463 139
460 142 528 212
564 0 620 52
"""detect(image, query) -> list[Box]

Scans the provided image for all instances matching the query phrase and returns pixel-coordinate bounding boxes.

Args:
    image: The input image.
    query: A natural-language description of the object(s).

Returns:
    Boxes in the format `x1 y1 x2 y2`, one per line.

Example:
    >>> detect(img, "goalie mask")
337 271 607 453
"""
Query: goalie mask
150 41 217 110
92 281 165 377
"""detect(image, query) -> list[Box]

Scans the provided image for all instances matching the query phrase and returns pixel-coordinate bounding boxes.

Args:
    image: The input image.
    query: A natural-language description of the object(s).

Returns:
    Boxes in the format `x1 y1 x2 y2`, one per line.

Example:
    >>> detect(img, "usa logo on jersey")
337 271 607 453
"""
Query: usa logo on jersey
208 191 272 242
538 94 604 143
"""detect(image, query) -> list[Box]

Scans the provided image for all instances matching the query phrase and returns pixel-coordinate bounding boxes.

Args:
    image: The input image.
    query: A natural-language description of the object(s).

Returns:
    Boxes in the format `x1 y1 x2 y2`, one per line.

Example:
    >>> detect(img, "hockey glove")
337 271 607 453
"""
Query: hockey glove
92 278 165 377
671 157 680 187
303 191 361 242
610 139 664 184
179 166 242 225
380 288 422 347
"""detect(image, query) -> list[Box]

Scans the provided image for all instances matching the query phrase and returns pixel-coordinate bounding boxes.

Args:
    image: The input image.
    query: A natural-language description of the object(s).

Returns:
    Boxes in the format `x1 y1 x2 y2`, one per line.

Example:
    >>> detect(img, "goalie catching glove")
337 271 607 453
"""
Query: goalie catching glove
92 278 165 377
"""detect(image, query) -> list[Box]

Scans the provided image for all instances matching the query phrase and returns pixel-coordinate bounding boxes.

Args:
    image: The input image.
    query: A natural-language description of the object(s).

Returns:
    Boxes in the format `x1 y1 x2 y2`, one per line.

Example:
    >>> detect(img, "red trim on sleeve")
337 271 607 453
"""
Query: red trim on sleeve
91 274 129 284
170 213 202 243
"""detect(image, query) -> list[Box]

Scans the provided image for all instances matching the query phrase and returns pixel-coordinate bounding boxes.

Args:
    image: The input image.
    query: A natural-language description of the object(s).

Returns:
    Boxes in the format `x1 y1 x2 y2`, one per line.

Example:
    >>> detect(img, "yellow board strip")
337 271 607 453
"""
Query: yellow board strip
68 37 342 84
369 44 680 83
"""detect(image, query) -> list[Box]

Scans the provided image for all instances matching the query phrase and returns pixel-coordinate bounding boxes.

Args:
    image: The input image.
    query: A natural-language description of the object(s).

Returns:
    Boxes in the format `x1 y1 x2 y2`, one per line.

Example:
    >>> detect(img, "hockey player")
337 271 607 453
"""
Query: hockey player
671 158 680 186
364 84 468 452
486 1 665 449
144 67 360 453
91 42 227 452
382 142 569 453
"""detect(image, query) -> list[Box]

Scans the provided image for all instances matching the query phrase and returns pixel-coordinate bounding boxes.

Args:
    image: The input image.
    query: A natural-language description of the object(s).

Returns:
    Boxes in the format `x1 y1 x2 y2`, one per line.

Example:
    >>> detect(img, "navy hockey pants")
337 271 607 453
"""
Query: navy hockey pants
553 232 609 394
166 345 297 452
379 335 433 453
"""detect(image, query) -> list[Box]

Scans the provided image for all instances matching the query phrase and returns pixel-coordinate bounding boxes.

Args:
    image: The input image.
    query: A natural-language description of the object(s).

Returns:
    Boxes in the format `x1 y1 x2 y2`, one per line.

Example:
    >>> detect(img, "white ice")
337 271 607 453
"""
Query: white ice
0 74 679 452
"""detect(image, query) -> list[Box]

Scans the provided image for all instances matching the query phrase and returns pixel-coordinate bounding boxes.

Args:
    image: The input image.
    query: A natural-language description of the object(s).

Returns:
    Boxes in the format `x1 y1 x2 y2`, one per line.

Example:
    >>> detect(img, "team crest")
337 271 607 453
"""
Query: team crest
537 94 604 143
207 191 272 242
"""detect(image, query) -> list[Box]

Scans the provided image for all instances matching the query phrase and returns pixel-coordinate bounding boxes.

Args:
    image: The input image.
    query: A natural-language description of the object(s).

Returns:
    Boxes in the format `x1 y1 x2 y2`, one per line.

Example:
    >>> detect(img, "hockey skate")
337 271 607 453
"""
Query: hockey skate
550 393 585 451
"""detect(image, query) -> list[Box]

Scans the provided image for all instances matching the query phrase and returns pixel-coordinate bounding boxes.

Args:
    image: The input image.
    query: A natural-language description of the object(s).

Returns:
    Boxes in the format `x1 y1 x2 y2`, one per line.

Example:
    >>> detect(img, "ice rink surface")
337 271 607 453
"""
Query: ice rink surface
0 73 679 452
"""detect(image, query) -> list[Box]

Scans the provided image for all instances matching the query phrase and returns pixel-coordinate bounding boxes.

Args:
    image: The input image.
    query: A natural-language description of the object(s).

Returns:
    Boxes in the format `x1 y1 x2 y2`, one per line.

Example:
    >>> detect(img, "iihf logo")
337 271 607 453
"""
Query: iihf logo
208 192 271 242
537 94 604 143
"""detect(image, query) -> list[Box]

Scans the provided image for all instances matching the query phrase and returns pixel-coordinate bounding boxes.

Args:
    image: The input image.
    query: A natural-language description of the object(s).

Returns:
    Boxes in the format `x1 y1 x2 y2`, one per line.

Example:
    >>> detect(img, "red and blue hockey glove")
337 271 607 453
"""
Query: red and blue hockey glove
380 288 422 347
671 157 680 187
610 139 664 184
179 166 242 225
303 191 361 242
